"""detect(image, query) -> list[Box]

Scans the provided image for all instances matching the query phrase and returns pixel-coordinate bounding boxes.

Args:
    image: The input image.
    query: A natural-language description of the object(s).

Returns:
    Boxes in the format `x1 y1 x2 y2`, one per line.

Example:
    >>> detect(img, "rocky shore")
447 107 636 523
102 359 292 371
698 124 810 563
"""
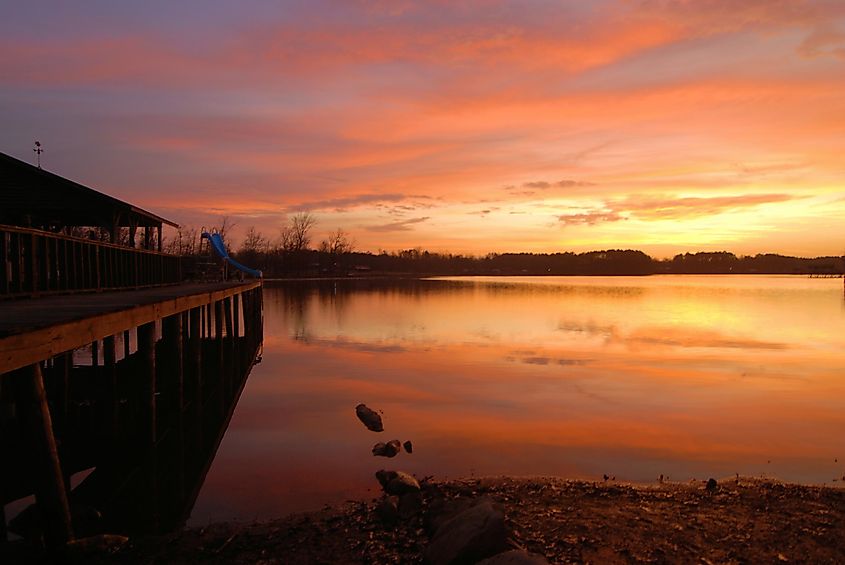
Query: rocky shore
52 474 845 564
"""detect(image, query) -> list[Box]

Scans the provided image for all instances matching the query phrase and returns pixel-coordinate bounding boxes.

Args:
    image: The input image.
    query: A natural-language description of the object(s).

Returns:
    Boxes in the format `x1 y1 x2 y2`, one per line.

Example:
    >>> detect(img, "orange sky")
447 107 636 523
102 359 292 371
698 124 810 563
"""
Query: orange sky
2 1 844 256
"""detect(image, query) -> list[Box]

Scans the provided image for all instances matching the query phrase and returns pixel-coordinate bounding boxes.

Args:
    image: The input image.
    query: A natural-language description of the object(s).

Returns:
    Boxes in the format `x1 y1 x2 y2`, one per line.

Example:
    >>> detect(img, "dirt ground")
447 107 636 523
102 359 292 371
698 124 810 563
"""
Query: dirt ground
6 476 845 564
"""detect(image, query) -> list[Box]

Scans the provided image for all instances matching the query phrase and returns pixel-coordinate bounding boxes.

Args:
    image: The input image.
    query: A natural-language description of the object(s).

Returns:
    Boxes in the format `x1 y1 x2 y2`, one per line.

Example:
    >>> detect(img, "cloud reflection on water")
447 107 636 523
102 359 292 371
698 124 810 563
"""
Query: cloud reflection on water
192 276 845 523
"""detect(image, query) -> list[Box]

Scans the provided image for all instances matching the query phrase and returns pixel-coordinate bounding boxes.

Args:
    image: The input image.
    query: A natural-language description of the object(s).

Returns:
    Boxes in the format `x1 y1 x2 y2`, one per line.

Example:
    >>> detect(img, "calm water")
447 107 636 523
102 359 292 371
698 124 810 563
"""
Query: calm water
190 275 845 524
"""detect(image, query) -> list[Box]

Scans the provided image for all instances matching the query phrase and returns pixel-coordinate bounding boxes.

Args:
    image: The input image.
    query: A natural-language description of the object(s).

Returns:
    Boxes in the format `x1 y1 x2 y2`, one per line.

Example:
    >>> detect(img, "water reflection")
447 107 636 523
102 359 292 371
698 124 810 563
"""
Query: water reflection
192 276 845 524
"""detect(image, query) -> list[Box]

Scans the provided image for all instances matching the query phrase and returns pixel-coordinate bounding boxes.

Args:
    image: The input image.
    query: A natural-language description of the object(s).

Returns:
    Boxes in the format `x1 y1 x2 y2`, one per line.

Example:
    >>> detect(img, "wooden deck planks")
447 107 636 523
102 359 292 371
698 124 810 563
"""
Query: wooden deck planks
0 281 261 374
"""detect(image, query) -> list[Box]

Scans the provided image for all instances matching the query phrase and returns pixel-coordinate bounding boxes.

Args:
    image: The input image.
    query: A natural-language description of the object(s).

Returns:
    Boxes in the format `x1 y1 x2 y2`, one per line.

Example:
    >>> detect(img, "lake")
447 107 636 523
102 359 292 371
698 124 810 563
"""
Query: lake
190 275 845 525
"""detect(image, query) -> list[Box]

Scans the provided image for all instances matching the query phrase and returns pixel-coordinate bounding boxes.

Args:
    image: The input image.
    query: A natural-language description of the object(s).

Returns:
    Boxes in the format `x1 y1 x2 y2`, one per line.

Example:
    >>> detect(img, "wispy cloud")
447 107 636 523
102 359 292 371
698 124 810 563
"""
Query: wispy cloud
287 193 431 213
364 216 430 232
620 193 796 221
559 210 625 226
559 193 797 227
522 179 596 190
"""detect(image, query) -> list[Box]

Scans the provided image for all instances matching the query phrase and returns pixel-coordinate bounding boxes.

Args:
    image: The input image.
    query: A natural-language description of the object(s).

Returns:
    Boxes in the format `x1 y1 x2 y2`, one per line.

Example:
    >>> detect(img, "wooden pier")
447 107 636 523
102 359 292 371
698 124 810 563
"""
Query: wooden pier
0 280 264 551
0 151 265 555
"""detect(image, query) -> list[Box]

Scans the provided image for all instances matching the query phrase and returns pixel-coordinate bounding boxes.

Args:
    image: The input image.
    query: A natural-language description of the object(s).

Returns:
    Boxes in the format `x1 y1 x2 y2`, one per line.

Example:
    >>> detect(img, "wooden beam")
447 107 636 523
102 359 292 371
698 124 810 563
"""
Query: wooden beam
15 363 74 549
0 281 261 374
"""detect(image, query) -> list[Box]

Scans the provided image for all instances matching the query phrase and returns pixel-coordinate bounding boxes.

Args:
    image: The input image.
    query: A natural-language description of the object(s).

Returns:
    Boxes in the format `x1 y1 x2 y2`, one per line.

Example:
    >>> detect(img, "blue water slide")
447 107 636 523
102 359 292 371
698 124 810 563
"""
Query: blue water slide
202 231 263 278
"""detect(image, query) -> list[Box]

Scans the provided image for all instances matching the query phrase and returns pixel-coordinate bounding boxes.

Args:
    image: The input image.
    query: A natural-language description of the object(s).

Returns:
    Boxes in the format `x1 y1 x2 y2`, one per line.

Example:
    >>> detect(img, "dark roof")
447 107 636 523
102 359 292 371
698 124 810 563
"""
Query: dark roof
0 151 178 229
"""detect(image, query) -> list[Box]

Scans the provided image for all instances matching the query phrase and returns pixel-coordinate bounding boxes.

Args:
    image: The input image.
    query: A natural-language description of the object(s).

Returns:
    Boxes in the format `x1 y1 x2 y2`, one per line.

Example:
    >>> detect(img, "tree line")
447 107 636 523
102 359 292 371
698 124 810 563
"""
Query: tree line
163 214 844 277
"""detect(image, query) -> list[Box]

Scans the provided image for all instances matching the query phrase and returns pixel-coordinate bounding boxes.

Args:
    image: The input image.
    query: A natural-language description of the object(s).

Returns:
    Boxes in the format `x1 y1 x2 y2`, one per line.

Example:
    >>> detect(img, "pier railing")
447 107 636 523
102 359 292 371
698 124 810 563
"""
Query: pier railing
1 224 182 297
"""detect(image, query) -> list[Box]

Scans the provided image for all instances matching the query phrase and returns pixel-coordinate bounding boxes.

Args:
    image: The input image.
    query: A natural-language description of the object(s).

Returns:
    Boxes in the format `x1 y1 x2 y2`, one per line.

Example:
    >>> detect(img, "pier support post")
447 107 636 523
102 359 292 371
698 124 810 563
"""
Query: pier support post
162 313 186 501
123 329 131 359
138 322 156 446
53 352 71 435
17 363 73 549
206 304 212 340
214 300 225 410
233 293 240 339
103 335 118 437
162 315 184 415
188 307 202 403
223 298 234 395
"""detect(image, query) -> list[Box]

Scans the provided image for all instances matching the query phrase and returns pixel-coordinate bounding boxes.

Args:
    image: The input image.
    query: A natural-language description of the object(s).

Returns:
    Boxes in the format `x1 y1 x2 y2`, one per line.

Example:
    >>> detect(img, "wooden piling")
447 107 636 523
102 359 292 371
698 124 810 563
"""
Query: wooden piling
162 314 184 415
16 363 73 549
188 306 203 448
103 335 118 435
92 339 99 367
188 307 202 402
223 298 235 395
233 293 240 340
138 322 156 446
214 300 225 408
54 352 71 435
162 313 186 502
224 298 233 339
206 303 212 340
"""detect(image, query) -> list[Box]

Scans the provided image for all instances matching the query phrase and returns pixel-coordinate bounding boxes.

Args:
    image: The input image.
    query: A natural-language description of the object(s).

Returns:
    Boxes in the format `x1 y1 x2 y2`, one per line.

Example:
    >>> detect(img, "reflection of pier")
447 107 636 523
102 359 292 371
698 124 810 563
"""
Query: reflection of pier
0 152 263 553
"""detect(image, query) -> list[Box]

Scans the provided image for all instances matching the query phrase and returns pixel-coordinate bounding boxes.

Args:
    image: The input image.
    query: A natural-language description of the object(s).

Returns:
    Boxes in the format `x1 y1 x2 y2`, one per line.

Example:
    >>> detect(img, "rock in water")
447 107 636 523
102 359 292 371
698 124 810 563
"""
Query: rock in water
424 498 509 565
373 440 401 457
376 470 398 489
373 442 388 456
356 403 384 432
403 440 413 454
375 470 421 495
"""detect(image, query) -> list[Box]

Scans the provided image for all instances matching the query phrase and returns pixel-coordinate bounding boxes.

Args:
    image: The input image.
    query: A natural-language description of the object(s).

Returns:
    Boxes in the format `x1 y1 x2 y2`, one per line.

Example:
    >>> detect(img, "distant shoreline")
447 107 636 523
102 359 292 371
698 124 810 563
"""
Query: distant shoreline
261 272 844 282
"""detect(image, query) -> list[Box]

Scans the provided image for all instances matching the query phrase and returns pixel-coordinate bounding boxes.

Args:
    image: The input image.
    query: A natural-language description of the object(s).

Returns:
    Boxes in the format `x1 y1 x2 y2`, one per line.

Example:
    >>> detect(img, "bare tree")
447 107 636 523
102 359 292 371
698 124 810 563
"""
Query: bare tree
218 216 237 253
319 228 354 255
239 226 269 254
278 212 316 252
163 225 200 256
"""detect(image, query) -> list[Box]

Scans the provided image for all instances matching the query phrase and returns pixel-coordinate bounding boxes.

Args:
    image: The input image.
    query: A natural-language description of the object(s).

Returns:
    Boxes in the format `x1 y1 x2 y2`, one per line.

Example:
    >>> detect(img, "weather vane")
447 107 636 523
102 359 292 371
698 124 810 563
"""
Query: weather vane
33 141 43 168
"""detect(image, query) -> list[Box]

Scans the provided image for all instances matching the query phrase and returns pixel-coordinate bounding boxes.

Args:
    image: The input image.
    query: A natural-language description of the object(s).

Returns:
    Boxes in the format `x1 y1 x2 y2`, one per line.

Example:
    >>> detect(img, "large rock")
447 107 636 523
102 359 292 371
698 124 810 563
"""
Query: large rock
398 491 423 519
375 470 421 495
477 550 550 564
376 496 399 526
424 498 509 565
356 403 384 432
372 439 402 457
403 440 413 454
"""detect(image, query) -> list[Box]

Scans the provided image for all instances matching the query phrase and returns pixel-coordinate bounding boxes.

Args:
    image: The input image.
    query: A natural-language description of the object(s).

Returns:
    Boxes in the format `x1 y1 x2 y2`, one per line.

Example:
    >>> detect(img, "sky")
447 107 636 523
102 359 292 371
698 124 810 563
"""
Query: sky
1 0 844 257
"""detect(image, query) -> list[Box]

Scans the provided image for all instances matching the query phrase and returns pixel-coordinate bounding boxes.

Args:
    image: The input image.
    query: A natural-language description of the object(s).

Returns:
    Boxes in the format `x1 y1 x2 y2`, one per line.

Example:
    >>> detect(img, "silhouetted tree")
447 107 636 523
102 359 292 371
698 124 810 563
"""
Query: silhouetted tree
278 212 316 253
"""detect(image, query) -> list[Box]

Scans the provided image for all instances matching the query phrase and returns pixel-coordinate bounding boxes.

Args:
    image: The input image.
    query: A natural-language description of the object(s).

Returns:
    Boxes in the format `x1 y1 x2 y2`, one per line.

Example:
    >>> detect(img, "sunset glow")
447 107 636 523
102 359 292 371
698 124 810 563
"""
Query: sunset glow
2 1 844 256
